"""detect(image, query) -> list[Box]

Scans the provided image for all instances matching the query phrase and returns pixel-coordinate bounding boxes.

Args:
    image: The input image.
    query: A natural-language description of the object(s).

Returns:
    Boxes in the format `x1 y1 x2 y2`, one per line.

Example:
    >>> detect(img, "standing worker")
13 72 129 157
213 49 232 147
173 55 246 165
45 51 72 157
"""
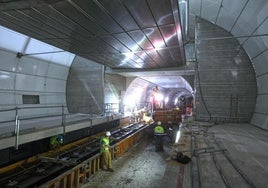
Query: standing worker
100 131 114 172
154 121 164 134
154 121 165 151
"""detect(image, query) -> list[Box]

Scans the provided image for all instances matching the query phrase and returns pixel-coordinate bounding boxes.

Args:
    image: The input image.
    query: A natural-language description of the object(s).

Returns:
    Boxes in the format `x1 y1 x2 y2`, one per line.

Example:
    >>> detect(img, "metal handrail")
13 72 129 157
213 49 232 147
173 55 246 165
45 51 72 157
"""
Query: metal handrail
0 104 67 149
0 105 67 122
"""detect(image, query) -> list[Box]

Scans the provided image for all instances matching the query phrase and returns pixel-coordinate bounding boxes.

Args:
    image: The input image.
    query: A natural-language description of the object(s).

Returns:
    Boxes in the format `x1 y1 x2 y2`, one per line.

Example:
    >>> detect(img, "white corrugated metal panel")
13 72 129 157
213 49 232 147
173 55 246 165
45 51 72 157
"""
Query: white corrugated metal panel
0 91 15 105
46 63 69 80
45 78 66 92
0 50 19 72
0 71 15 90
17 57 49 76
15 73 45 92
40 93 66 104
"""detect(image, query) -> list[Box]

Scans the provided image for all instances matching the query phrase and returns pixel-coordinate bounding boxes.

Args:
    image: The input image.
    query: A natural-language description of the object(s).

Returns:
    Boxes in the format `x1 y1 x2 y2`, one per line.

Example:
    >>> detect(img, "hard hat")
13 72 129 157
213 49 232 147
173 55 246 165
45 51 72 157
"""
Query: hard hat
157 121 161 125
105 131 111 137
57 135 63 144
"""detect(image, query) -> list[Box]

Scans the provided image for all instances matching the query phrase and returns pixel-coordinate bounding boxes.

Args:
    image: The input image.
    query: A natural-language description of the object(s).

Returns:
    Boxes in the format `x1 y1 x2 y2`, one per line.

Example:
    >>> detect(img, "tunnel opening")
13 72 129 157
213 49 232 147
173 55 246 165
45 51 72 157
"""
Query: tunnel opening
122 76 194 124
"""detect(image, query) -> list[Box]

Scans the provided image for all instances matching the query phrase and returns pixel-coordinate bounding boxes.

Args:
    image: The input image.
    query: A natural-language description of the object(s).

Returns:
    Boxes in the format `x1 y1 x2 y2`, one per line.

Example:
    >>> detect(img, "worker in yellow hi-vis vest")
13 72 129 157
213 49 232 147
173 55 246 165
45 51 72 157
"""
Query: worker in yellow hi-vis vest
100 131 114 172
154 121 165 151
50 135 63 150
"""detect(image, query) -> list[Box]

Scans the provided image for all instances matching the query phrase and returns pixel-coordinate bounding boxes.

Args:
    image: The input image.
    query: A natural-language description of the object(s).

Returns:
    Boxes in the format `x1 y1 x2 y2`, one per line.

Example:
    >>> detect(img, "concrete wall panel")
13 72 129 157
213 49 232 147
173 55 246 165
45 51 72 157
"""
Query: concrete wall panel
45 78 66 93
0 49 70 124
0 71 15 90
251 113 268 130
244 36 268 59
201 0 222 23
253 50 268 76
41 93 66 104
104 73 126 113
217 0 248 31
66 56 104 114
0 92 15 106
257 74 268 94
16 73 45 92
255 95 268 113
0 50 18 72
195 18 257 122
47 63 69 79
17 58 48 76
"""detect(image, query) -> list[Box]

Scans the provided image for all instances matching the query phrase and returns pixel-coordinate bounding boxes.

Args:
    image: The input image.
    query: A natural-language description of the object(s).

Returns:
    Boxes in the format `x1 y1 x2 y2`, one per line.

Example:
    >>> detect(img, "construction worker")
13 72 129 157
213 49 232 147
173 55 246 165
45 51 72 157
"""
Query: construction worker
100 131 114 172
50 135 63 149
154 121 165 151
154 121 164 134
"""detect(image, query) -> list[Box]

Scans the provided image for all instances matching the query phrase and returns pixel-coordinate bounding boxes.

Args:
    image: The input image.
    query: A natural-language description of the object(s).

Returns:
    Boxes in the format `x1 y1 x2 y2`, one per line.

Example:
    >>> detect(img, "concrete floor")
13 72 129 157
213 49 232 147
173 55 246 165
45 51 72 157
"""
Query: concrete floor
82 121 268 188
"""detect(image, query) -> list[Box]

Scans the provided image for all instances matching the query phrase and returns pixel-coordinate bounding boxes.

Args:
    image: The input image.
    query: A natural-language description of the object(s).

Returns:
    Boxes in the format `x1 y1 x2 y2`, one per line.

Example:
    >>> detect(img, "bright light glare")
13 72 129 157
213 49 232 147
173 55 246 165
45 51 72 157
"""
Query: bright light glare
123 87 143 113
174 98 178 105
124 94 136 108
153 40 165 48
165 97 169 103
175 130 181 143
155 93 163 101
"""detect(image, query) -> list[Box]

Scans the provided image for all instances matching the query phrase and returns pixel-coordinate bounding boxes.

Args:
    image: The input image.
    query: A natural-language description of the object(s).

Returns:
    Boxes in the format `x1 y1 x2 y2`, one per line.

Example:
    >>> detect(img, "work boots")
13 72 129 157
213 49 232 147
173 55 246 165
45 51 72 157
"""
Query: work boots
108 168 114 172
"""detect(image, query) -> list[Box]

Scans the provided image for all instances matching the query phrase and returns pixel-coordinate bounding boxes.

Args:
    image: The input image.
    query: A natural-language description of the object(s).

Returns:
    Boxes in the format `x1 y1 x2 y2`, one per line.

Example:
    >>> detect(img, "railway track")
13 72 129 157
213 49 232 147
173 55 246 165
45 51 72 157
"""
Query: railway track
0 122 149 188
190 123 256 188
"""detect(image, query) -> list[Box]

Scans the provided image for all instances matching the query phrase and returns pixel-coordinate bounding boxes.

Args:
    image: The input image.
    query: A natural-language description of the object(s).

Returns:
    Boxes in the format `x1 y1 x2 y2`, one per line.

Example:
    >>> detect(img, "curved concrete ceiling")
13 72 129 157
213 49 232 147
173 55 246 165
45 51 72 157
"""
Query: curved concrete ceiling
0 0 267 90
188 0 267 60
0 0 185 69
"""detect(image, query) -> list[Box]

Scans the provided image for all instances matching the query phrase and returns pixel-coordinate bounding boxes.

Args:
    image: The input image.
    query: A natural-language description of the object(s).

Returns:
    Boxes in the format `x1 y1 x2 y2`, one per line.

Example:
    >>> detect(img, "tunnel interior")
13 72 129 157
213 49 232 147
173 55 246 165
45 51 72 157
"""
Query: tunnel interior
0 1 267 187
123 76 193 115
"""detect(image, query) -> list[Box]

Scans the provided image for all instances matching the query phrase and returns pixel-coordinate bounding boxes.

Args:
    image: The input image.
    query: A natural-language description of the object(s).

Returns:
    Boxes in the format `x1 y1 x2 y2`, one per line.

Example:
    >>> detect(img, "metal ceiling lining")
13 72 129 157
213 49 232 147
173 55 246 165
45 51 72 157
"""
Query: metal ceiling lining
0 0 185 69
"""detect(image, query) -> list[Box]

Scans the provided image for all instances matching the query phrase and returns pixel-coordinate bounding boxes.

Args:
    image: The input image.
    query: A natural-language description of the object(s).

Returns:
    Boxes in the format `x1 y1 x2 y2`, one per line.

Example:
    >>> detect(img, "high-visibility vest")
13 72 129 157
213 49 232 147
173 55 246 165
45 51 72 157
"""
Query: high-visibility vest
50 136 58 146
154 125 164 133
100 136 110 153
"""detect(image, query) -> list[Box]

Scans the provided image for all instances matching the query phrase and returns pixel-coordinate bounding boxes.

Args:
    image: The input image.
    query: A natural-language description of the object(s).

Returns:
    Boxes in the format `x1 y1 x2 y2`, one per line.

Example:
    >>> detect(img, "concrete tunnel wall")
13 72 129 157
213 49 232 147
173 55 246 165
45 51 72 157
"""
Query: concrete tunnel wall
66 56 126 115
195 18 257 123
0 48 69 122
66 56 104 115
189 1 268 130
0 0 267 131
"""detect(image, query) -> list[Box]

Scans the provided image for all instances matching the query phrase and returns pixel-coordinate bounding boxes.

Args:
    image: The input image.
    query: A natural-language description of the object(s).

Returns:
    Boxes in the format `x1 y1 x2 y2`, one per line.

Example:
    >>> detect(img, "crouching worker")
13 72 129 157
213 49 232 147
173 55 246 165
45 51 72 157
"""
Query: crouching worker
50 135 63 150
100 131 114 172
154 121 165 152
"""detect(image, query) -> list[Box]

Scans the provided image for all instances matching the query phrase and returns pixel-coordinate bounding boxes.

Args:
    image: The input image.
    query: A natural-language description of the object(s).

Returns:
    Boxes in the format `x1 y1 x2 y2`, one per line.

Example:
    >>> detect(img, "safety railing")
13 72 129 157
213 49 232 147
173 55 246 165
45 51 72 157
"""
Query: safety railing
0 105 67 149
0 105 67 122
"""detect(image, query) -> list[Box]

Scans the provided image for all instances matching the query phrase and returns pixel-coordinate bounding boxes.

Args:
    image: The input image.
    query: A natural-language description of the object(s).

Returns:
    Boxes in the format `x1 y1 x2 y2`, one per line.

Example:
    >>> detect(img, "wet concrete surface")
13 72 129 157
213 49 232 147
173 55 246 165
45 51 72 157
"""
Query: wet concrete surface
82 134 179 188
82 121 268 188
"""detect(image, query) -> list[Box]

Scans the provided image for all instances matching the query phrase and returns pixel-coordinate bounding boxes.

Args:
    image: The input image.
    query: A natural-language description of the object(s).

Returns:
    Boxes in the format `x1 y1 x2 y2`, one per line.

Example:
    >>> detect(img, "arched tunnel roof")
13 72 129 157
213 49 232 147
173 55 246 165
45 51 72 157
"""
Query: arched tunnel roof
0 0 267 128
